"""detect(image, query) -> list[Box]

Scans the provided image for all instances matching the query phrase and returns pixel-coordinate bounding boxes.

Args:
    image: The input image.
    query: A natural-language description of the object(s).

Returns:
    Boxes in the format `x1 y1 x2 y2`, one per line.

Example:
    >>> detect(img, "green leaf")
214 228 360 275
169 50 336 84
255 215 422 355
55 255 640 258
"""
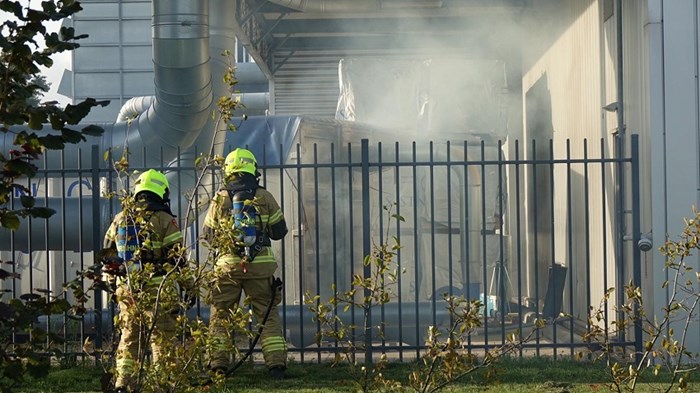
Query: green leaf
30 207 55 219
81 124 104 136
0 212 21 231
49 113 65 130
28 111 47 130
38 134 65 149
5 159 38 177
49 298 72 314
19 195 35 208
61 127 85 144
0 1 22 16
0 301 15 319
19 293 42 301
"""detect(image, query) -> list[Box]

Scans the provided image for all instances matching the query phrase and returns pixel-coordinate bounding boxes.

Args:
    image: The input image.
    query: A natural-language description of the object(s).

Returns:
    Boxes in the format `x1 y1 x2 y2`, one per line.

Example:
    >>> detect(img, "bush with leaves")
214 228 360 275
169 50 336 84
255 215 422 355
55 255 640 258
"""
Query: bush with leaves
408 294 544 393
305 203 545 393
304 203 404 392
0 0 105 391
582 208 700 393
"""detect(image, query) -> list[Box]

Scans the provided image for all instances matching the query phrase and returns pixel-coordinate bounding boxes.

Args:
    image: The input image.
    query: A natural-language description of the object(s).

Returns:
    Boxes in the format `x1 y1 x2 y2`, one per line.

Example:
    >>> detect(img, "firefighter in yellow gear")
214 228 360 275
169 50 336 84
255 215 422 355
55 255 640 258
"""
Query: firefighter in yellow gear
102 169 192 393
203 148 288 379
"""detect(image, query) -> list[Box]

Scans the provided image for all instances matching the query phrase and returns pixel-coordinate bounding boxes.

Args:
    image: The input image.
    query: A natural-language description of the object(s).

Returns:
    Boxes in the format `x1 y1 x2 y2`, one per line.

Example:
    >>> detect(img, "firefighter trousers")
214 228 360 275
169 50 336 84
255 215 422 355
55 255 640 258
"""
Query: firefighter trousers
113 281 177 390
208 271 286 370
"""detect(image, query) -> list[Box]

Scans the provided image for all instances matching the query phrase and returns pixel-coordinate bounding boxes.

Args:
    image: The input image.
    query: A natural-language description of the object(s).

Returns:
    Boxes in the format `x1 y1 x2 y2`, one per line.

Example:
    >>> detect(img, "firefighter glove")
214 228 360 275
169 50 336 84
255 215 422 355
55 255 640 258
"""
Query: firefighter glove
102 256 126 277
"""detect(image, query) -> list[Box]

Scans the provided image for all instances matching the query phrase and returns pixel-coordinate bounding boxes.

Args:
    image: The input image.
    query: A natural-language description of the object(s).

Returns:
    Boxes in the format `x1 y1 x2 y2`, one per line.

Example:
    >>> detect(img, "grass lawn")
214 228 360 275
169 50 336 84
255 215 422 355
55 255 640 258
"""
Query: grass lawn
13 357 698 392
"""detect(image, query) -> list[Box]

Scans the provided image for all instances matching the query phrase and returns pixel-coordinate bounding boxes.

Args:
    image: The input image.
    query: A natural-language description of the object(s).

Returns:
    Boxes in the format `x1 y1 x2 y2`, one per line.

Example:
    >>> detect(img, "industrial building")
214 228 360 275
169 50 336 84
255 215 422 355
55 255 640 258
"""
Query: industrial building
2 0 699 358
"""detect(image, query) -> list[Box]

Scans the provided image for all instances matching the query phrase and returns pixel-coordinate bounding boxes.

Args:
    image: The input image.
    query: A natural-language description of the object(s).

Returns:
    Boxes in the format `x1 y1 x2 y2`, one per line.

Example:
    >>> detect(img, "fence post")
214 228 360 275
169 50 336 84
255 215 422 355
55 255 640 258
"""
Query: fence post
361 139 372 363
91 145 103 348
630 135 642 363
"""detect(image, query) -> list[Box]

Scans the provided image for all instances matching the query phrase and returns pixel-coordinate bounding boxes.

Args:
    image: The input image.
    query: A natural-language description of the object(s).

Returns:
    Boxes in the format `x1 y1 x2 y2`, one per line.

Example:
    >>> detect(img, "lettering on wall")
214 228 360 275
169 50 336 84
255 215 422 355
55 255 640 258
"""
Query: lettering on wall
12 179 92 198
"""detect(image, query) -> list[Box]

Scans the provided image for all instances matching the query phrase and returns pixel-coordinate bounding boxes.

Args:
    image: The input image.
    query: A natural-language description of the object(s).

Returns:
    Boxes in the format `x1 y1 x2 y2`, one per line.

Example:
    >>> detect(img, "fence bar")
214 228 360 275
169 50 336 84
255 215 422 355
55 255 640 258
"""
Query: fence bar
514 140 523 357
91 145 103 348
394 142 404 360
446 142 454 301
412 142 420 359
480 141 489 347
330 143 339 355
531 139 541 355
347 142 356 362
463 141 472 352
77 148 86 352
497 140 506 345
630 135 643 363
361 139 373 362
313 144 321 362
295 143 304 361
61 150 68 355
566 139 574 356
583 140 592 343
548 140 558 358
377 142 387 351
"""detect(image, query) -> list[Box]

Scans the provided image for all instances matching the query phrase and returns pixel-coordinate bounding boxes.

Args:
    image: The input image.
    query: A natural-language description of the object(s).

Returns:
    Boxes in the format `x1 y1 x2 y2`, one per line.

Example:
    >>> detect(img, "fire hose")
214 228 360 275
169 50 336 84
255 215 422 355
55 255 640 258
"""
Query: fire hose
223 276 283 377
193 276 284 387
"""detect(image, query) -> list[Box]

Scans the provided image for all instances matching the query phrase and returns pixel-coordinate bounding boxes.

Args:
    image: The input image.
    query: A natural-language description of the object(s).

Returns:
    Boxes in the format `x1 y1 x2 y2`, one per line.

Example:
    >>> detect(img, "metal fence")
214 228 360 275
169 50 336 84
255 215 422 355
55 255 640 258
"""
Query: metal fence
0 135 642 361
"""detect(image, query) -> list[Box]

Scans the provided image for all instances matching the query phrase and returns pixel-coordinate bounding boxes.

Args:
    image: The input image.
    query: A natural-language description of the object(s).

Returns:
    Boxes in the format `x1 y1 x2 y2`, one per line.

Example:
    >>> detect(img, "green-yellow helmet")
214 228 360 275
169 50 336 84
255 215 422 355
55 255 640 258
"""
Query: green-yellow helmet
134 169 169 199
225 148 257 176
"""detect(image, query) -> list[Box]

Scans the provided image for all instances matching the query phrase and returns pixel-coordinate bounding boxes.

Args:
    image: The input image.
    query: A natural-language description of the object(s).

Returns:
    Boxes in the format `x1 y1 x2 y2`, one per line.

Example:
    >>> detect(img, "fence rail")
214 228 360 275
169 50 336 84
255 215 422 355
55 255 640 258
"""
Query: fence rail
0 136 642 361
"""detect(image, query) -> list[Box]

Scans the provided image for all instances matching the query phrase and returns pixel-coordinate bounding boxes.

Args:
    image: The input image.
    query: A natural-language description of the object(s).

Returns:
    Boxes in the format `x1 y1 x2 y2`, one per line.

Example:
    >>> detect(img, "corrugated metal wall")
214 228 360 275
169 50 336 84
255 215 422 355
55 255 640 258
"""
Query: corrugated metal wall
520 0 700 354
520 0 621 321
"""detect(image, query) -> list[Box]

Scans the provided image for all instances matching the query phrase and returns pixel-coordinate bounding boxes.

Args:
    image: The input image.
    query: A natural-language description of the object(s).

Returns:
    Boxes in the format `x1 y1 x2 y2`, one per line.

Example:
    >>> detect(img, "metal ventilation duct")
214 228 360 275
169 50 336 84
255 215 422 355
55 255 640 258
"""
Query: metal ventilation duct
268 0 443 12
1 0 271 250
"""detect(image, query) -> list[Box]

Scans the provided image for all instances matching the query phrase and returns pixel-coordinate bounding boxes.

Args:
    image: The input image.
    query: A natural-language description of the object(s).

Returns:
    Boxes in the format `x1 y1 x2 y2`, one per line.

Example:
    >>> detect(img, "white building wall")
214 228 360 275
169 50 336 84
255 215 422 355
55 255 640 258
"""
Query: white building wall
644 0 700 355
523 0 700 355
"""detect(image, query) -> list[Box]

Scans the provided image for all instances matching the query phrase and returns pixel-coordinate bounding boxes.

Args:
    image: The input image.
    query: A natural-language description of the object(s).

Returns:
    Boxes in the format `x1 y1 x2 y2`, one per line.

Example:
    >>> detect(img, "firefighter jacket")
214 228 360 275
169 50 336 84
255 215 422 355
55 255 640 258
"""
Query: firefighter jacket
203 176 287 278
103 199 183 274
102 197 184 391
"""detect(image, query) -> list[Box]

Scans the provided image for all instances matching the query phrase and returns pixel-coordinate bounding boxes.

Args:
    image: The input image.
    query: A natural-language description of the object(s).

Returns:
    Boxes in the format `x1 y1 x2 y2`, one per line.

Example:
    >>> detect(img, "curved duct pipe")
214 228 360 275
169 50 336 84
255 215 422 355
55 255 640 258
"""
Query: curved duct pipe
268 0 442 12
165 0 251 224
116 63 268 122
1 0 272 249
116 96 155 123
105 0 213 166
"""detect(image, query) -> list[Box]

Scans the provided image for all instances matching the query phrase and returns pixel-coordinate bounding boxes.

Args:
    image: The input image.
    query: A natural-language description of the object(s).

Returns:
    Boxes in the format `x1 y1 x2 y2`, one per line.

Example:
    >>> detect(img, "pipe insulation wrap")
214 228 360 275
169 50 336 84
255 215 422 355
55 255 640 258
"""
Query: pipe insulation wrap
268 0 442 12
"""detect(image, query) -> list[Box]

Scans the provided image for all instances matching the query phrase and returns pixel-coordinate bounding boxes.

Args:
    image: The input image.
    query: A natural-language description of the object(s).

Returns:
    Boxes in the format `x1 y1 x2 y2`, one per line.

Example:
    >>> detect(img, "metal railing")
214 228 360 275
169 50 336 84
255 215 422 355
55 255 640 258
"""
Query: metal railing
0 135 642 361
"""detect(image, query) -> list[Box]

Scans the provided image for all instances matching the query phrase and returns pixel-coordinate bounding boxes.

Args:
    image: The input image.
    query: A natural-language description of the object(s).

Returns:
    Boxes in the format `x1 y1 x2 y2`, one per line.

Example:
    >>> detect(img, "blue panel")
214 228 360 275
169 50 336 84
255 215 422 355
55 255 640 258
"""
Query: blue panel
224 115 302 165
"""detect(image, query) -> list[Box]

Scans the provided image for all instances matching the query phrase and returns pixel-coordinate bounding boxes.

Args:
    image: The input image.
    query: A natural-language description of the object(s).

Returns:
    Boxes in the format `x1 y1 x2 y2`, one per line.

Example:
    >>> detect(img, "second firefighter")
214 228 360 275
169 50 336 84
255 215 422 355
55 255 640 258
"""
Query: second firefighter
203 148 289 379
